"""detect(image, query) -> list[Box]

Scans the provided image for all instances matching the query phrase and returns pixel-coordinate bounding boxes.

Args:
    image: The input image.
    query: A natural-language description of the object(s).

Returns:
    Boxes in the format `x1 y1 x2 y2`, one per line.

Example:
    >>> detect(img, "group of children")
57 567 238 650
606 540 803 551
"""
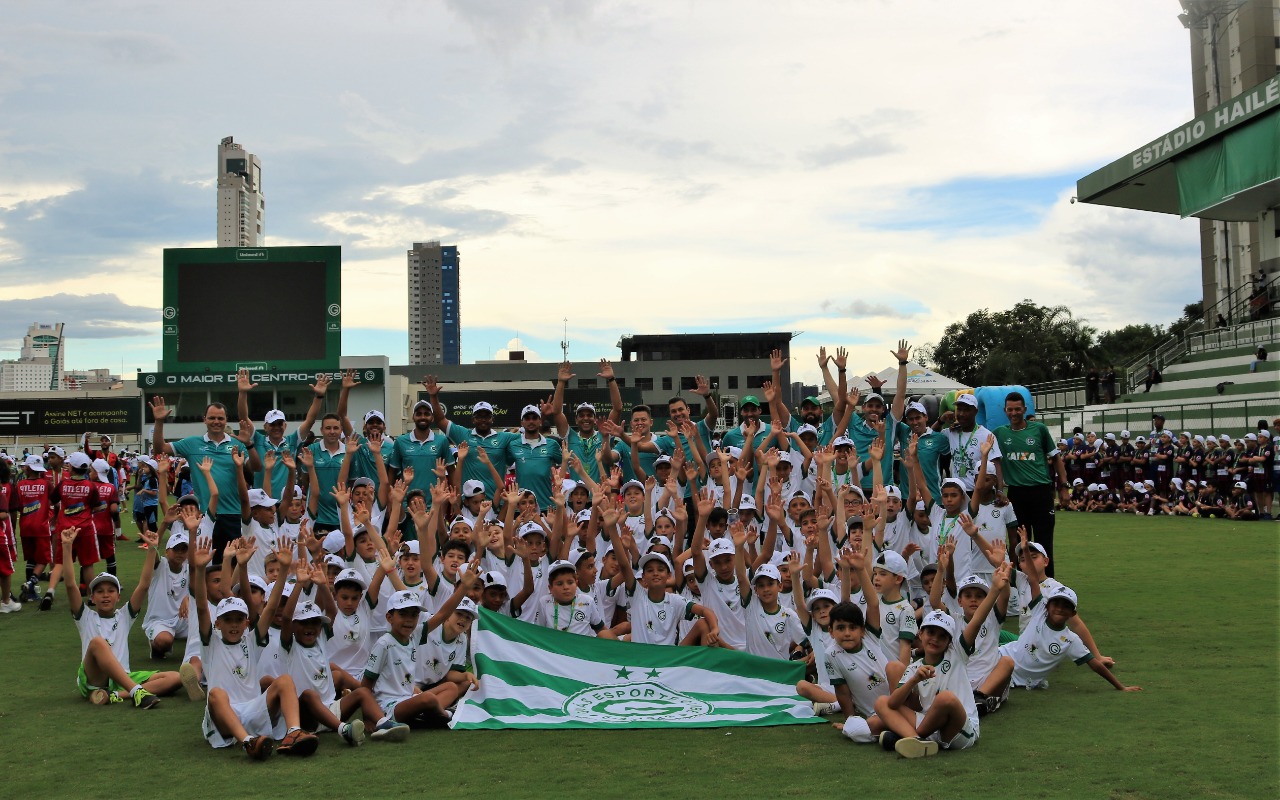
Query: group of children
1058 421 1277 520
40 417 1142 762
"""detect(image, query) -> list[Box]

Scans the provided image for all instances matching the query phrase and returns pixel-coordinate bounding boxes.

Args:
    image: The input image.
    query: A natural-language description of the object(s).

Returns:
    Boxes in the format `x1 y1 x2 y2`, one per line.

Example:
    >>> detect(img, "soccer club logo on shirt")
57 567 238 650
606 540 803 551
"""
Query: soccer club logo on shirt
1048 641 1063 656
312 664 329 683
938 659 952 675
886 610 897 624
866 673 883 691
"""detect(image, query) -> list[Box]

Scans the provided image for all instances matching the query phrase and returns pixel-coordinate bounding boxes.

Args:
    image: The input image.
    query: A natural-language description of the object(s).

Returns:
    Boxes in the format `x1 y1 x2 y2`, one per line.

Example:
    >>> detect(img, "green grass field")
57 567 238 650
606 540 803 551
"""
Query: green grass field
1 513 1276 799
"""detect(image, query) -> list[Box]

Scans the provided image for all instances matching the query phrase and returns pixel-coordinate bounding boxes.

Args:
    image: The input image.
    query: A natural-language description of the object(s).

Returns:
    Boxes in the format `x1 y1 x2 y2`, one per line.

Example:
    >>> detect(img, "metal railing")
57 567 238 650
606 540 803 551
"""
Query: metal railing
1187 317 1280 354
1027 377 1087 412
1038 396 1280 440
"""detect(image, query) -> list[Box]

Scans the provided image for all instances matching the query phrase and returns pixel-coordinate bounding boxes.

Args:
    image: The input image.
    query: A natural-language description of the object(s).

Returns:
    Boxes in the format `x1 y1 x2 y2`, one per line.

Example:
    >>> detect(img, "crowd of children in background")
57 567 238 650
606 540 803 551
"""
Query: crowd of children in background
1058 412 1278 521
4 348 1268 761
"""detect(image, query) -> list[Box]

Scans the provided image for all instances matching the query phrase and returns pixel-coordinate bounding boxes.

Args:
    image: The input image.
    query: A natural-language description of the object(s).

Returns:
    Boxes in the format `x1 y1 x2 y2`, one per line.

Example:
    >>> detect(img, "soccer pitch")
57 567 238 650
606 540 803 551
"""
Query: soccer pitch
2 513 1275 800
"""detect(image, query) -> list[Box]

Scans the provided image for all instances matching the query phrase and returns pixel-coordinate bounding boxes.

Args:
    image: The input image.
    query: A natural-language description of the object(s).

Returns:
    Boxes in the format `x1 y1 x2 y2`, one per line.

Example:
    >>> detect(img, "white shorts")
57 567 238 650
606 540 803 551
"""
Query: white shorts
914 710 979 750
144 617 189 642
202 694 286 748
181 630 203 665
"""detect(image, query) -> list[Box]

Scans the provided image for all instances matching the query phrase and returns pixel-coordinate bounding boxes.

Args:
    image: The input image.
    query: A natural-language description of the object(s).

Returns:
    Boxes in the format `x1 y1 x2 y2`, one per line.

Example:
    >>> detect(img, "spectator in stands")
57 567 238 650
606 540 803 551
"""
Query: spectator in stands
1143 363 1162 393
1085 368 1100 405
1249 346 1267 373
1102 366 1117 404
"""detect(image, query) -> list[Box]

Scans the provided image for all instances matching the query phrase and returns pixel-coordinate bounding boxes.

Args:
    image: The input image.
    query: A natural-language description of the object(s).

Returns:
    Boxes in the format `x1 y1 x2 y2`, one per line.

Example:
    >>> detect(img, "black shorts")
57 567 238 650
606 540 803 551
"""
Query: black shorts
133 507 157 529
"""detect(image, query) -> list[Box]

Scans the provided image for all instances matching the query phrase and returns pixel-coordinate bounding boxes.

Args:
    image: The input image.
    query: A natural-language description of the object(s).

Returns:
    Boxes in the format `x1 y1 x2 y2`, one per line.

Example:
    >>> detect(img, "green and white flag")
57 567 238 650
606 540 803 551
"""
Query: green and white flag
450 609 822 730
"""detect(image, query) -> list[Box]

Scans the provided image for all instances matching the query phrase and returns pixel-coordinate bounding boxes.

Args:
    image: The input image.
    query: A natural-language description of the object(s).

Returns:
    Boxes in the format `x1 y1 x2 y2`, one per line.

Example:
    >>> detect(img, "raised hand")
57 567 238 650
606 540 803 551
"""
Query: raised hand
281 450 295 470
263 449 277 470
342 368 361 390
330 484 349 507
191 535 213 568
421 375 441 395
762 380 777 404
844 386 861 409
770 349 787 372
180 504 203 533
149 396 171 422
296 447 314 468
868 437 885 463
432 458 448 480
980 433 995 458
833 347 848 371
557 362 575 384
309 373 331 398
539 396 557 419
346 435 361 455
597 359 615 381
236 368 258 392
891 339 911 364
692 375 711 398
817 346 830 368
200 456 216 473
155 453 170 474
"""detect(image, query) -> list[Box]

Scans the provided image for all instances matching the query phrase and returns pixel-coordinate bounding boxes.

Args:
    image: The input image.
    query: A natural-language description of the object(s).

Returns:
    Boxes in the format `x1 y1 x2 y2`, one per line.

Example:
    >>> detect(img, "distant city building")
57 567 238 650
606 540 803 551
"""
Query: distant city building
391 331 794 431
407 241 460 365
0 322 64 391
217 136 264 247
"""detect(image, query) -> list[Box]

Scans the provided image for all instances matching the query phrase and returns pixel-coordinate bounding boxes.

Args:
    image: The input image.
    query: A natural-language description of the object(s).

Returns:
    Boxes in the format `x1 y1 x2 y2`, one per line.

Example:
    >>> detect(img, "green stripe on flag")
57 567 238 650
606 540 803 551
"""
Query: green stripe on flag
452 609 823 730
475 608 804 684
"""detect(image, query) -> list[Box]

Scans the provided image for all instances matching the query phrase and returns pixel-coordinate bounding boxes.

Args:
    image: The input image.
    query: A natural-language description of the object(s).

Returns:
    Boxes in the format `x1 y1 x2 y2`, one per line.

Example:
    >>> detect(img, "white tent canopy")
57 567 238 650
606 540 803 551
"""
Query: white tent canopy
872 361 970 396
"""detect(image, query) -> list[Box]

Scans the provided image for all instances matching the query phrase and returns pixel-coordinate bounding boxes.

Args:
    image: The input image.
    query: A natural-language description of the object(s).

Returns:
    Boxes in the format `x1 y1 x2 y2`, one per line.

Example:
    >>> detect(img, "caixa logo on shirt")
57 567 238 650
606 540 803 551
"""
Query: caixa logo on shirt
563 682 711 724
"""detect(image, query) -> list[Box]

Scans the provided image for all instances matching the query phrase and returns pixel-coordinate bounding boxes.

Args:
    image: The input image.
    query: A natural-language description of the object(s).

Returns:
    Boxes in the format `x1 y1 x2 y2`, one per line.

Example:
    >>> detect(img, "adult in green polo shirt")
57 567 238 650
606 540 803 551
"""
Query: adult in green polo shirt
150 395 259 557
994 392 1069 577
603 405 673 483
307 412 348 531
900 400 949 505
238 370 326 499
441 400 518 498
720 395 769 450
334 369 396 493
388 399 453 506
550 360 624 484
505 404 563 510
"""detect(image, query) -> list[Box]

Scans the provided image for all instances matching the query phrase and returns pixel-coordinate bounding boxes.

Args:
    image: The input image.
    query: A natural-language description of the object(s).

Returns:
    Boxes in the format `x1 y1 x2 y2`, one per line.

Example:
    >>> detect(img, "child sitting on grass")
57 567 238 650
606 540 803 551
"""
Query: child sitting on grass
1001 530 1141 694
61 526 180 708
188 518 319 759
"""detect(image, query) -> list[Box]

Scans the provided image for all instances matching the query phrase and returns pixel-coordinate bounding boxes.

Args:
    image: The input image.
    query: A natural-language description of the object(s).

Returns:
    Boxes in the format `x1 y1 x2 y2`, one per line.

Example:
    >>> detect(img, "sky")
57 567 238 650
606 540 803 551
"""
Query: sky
0 0 1205 386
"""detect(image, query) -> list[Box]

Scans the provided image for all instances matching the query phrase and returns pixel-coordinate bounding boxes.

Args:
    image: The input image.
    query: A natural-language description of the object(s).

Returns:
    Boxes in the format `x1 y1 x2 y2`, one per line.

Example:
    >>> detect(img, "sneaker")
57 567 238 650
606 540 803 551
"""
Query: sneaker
339 719 365 747
985 693 1003 715
0 600 19 613
88 688 123 706
23 583 40 603
243 736 274 760
370 717 410 742
39 593 53 611
277 729 319 756
179 662 204 701
878 731 903 751
894 736 940 759
973 690 988 717
132 689 160 709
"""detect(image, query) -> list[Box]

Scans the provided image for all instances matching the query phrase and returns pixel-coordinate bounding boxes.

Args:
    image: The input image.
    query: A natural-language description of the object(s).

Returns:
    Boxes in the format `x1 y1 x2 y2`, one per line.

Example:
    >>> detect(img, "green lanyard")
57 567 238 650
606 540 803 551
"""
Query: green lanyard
553 601 573 631
957 430 975 476
938 515 959 547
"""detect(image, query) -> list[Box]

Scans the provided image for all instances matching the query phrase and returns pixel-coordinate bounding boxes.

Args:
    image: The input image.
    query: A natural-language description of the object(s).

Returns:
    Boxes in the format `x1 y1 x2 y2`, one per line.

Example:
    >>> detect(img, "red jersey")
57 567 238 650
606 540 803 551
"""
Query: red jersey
16 477 54 538
52 478 99 532
0 482 15 537
90 480 119 537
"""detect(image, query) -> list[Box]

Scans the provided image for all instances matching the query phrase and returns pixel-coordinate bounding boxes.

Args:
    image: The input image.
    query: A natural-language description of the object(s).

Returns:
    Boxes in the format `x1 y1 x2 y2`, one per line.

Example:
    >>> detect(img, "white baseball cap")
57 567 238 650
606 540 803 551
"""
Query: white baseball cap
399 540 421 556
638 552 673 573
805 587 839 609
954 394 978 408
621 479 645 494
920 609 958 638
883 485 903 500
547 560 577 580
906 401 928 416
412 399 433 413
472 401 494 414
574 509 593 524
481 571 508 590
518 521 547 539
1104 433 1116 441
955 574 990 595
23 455 46 472
568 547 594 567
215 597 250 618
706 538 735 560
264 409 286 424
1233 481 1248 490
646 535 673 553
292 601 325 622
165 531 189 550
321 529 347 554
67 452 92 470
1014 541 1048 559
333 568 368 590
1120 430 1131 438
752 563 782 584
863 392 885 406
653 454 673 466
832 436 855 448
323 554 345 570
796 423 819 437
462 479 486 498
520 404 541 418
387 591 423 611
575 402 596 413
738 494 758 510
1044 584 1078 609
88 572 121 592
246 488 276 508
874 551 909 578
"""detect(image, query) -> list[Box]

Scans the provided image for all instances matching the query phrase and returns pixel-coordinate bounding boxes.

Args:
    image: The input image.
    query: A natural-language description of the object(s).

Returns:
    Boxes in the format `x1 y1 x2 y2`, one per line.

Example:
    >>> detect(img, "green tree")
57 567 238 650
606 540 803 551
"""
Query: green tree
924 300 1096 386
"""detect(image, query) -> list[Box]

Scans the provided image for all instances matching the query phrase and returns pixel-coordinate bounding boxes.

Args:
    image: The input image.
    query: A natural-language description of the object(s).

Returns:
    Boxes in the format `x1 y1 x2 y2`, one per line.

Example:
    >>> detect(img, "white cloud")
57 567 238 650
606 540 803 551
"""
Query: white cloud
0 0 1207 379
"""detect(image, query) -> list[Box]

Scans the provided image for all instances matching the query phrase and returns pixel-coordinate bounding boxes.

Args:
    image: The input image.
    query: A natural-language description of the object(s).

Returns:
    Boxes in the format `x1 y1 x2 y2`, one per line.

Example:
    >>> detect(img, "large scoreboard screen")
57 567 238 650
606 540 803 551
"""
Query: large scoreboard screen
162 246 341 373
